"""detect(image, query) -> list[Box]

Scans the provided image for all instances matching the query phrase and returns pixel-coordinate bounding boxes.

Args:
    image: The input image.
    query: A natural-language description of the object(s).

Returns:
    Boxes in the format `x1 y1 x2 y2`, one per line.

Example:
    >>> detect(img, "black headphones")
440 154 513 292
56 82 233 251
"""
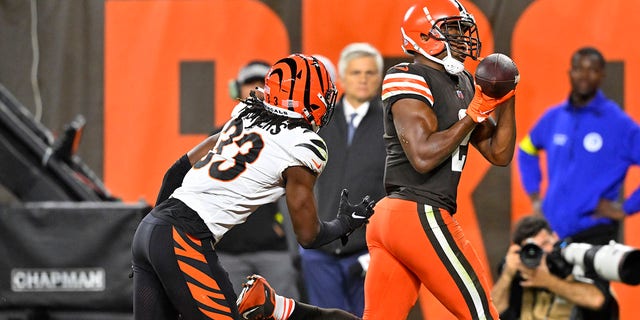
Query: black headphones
228 60 270 100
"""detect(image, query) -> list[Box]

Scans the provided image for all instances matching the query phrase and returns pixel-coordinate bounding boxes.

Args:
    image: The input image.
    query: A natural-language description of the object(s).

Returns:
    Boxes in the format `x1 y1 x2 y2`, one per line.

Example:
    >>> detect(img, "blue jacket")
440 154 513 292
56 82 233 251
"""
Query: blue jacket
518 91 640 239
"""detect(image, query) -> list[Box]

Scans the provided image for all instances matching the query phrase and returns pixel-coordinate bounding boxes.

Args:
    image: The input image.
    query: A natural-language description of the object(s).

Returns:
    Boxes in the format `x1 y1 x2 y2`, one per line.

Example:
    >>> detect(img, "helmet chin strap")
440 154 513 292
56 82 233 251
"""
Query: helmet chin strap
302 106 322 132
441 54 465 75
419 41 464 75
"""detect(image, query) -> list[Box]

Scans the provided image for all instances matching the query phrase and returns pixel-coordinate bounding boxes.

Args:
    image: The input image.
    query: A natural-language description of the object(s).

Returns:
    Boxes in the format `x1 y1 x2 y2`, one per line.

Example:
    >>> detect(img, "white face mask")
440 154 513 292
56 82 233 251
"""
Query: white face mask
441 54 465 75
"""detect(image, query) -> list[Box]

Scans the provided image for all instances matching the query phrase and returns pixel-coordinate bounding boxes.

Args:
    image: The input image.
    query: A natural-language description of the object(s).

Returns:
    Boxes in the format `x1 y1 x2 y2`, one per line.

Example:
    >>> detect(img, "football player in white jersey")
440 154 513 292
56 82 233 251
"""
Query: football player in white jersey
132 54 374 320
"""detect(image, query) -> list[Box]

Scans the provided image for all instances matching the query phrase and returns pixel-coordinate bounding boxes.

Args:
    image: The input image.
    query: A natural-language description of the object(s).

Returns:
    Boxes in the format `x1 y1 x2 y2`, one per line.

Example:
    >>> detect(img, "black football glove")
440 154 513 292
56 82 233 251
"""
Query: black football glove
336 189 375 245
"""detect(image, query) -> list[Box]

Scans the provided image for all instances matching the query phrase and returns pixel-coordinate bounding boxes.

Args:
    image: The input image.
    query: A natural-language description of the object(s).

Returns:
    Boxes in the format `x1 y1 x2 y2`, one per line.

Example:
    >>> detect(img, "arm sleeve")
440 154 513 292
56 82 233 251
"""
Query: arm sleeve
623 189 640 216
517 135 542 195
301 218 349 249
517 112 550 195
622 119 640 215
155 154 191 206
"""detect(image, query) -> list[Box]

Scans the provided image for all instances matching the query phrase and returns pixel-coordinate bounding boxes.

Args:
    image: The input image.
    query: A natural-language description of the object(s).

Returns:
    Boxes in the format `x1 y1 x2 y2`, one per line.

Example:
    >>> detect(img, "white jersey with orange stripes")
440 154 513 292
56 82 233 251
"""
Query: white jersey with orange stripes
172 103 328 242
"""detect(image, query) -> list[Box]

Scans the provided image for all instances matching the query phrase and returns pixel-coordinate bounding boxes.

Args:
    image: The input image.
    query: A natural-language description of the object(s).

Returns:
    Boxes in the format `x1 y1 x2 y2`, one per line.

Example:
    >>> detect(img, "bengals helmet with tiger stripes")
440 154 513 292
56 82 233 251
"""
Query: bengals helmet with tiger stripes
401 0 480 75
263 54 337 130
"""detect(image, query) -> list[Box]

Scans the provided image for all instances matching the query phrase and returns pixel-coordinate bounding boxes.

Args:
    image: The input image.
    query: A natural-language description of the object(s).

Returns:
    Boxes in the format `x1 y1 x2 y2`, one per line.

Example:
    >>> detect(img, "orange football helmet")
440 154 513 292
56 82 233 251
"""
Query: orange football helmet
263 54 337 130
401 0 480 74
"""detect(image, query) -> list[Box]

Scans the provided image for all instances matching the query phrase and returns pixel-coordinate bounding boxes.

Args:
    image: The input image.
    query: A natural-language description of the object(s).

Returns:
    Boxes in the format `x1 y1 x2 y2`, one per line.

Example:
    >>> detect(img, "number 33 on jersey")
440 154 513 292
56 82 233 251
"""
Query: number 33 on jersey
172 106 329 240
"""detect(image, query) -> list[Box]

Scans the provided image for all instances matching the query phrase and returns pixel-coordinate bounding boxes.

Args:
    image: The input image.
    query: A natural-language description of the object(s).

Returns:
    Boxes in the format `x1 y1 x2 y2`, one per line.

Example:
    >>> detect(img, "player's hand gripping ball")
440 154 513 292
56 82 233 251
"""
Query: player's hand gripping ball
474 53 519 98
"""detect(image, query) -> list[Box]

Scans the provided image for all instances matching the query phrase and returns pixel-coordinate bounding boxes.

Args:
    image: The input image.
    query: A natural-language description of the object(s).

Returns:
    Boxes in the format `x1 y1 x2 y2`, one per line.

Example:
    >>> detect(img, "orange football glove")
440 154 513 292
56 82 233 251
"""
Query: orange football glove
466 85 515 123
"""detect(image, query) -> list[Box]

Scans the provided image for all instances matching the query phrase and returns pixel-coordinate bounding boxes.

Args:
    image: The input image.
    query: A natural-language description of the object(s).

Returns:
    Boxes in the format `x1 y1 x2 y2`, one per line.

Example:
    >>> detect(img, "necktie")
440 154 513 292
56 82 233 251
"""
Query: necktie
347 113 357 145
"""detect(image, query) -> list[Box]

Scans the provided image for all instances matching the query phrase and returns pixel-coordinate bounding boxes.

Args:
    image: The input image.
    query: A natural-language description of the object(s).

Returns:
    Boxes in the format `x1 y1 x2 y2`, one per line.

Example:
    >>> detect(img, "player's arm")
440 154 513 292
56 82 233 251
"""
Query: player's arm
283 166 322 247
186 133 220 164
391 98 477 173
470 95 516 166
284 165 374 248
155 133 220 205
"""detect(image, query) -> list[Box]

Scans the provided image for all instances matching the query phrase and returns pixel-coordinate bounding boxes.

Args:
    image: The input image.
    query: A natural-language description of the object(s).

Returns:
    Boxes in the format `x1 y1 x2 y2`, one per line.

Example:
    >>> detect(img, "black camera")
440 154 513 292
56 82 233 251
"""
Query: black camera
519 241 573 279
519 242 544 268
518 240 640 285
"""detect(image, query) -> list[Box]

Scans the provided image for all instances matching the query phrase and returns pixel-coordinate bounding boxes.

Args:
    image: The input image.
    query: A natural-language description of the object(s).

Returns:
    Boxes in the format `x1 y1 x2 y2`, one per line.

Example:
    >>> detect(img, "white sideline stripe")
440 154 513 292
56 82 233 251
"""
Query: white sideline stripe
424 204 486 319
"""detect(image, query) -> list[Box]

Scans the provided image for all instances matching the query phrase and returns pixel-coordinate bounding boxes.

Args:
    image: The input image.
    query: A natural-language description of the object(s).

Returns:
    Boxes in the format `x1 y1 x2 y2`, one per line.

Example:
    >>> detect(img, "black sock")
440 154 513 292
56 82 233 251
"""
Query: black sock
289 301 321 319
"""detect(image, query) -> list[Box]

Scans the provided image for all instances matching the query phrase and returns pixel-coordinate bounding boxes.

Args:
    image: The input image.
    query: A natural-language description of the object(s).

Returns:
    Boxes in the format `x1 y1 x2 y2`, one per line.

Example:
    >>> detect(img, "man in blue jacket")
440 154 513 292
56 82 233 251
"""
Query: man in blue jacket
518 47 640 245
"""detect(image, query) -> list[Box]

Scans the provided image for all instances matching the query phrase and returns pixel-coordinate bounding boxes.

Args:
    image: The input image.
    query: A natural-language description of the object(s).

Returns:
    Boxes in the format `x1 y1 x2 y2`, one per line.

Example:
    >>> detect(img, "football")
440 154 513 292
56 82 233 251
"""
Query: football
474 53 519 98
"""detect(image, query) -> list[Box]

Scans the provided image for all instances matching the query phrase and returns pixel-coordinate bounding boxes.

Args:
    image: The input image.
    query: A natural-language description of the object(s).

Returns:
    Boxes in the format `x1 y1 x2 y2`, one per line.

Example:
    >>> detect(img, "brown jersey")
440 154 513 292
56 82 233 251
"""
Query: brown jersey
381 62 475 214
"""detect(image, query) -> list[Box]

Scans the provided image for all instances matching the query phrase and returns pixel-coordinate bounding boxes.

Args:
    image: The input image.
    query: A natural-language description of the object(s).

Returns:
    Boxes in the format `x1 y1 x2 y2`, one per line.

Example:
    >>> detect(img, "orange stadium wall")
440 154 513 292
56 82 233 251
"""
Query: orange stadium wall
1 0 639 318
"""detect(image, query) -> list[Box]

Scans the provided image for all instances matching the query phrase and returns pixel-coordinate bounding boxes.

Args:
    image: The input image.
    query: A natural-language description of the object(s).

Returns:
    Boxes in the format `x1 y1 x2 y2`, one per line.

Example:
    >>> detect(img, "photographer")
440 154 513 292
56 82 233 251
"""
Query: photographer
492 215 618 319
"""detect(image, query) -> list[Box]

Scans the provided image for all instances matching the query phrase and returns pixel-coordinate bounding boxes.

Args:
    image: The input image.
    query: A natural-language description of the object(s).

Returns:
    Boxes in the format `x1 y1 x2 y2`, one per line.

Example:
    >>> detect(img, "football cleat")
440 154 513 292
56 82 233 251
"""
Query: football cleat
236 275 276 320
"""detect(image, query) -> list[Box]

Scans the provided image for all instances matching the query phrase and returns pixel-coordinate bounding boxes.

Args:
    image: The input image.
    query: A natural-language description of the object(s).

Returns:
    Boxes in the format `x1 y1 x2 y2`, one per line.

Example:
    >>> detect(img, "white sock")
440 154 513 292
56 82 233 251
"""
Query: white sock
273 294 295 320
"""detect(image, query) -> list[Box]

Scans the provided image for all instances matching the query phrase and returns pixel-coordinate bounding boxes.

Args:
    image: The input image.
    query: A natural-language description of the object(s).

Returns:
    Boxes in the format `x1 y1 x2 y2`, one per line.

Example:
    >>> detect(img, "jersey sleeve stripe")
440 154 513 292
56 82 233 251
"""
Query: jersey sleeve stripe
384 73 428 83
382 82 432 97
382 73 433 104
382 83 433 104
296 143 326 160
310 139 328 154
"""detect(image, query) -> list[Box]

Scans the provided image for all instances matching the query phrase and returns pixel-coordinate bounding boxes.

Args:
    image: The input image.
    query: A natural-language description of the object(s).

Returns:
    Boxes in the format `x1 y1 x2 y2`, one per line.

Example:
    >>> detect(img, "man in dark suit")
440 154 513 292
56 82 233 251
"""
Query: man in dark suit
300 43 386 317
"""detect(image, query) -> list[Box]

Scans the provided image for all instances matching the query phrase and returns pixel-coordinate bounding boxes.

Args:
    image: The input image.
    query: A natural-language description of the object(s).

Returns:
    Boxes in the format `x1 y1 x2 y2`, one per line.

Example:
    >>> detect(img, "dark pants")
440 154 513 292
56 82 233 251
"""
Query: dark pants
132 212 239 319
569 222 620 245
299 248 366 317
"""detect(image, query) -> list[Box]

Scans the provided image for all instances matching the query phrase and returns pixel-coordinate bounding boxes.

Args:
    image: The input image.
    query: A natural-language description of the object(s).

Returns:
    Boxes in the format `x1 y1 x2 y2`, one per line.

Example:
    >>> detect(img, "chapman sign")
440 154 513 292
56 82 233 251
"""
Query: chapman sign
11 268 106 292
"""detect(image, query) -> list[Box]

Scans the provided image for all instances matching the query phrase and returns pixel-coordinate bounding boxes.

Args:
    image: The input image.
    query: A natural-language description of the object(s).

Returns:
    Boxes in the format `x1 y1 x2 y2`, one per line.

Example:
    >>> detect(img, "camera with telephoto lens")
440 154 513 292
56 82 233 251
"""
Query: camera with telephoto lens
519 240 640 285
